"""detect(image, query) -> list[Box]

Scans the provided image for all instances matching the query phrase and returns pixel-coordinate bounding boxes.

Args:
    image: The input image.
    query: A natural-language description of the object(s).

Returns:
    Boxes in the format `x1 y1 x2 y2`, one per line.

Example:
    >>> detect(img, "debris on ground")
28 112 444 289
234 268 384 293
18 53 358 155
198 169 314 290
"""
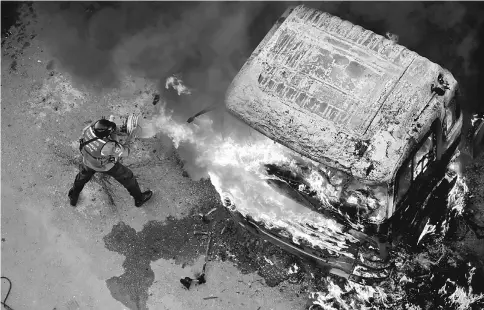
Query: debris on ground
193 231 209 236
199 207 218 223
180 230 214 290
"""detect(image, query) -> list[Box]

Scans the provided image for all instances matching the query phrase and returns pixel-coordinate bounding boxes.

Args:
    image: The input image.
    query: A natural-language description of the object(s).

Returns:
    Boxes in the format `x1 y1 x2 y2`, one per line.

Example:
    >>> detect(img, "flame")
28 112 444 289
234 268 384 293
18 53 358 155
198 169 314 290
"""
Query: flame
134 76 399 263
288 263 299 275
417 219 436 245
447 175 469 216
144 76 482 310
438 265 484 310
446 151 470 216
209 170 357 256
139 77 364 254
440 153 470 237
309 276 390 310
309 262 483 309
305 169 339 206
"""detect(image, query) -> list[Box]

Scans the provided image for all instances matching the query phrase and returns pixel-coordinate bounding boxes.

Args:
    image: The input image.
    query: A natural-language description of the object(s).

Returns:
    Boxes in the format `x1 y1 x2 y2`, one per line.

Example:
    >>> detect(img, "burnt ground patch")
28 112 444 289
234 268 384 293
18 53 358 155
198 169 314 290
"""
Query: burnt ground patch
103 209 210 310
209 209 308 287
102 200 310 310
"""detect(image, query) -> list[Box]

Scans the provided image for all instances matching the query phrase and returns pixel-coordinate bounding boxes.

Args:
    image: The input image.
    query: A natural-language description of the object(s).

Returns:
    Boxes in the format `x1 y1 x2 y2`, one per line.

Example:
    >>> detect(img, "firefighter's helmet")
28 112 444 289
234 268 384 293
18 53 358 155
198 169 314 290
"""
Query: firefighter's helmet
93 119 116 138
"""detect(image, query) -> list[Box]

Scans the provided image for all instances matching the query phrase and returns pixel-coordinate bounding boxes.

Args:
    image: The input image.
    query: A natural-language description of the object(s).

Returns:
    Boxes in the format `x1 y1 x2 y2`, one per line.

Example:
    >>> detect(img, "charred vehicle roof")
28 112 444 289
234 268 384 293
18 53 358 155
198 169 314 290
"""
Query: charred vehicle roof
225 5 458 184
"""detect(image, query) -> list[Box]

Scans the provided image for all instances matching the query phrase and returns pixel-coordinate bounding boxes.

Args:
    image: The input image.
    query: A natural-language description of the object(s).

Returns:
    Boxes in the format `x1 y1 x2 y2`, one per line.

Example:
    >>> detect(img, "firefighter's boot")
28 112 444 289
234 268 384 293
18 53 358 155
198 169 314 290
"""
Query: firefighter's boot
135 190 153 208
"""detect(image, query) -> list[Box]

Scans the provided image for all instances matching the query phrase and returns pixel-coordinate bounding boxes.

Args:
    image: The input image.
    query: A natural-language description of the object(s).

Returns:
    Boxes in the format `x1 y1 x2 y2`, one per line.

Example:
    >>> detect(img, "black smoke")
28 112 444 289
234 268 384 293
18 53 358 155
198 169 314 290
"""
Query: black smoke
35 2 269 119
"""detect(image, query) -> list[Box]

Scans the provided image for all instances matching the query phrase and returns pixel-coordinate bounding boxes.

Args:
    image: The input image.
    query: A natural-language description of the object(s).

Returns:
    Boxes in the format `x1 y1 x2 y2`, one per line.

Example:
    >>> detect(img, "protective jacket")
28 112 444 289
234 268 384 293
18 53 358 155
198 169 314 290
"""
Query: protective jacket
79 125 126 171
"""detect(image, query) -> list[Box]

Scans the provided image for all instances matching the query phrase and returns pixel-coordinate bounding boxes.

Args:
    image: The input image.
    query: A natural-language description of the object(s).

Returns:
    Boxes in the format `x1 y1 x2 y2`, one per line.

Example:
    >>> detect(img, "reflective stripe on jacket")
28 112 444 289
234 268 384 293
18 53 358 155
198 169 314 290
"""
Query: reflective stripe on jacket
80 126 117 171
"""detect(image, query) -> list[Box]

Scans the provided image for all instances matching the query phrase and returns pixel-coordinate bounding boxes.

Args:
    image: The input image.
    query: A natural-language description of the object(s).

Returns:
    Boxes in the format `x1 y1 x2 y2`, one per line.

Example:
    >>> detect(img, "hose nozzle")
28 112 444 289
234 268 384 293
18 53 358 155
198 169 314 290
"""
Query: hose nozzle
119 113 141 135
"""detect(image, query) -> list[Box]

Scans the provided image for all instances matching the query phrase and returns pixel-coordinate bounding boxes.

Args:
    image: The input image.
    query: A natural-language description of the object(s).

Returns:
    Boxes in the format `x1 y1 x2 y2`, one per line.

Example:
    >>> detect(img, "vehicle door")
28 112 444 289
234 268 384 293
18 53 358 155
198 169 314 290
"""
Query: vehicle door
391 124 442 239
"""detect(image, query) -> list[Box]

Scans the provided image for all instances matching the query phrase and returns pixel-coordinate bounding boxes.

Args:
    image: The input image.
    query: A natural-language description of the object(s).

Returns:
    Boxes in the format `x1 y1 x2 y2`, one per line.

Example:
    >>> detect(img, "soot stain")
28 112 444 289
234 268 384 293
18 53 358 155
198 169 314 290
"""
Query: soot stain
103 215 207 310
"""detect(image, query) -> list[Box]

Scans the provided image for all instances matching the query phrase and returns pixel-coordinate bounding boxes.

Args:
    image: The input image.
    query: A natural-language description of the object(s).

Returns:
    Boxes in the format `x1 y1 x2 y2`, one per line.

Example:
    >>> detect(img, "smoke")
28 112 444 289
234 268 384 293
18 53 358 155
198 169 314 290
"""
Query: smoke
35 2 270 115
33 2 484 179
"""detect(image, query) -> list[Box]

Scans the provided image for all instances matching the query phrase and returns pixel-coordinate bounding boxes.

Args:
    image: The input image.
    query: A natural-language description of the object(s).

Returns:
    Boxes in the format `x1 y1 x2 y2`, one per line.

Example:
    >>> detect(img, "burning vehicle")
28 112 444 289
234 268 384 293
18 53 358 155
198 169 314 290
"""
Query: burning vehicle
209 5 484 283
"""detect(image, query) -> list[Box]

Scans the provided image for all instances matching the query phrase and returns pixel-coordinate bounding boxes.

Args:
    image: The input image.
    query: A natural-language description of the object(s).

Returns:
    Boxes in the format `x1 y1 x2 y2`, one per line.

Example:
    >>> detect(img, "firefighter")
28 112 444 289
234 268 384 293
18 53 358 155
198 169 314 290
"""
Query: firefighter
68 117 153 207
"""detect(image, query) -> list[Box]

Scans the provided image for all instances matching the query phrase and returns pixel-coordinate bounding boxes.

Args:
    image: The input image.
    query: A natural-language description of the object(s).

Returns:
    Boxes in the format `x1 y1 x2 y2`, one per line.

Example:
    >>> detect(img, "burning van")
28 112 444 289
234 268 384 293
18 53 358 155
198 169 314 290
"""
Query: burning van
211 5 484 282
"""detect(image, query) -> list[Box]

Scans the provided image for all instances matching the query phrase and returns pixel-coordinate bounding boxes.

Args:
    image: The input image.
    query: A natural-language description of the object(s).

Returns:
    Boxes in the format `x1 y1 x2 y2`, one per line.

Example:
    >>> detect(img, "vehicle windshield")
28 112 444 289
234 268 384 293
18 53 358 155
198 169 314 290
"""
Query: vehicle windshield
219 112 390 225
